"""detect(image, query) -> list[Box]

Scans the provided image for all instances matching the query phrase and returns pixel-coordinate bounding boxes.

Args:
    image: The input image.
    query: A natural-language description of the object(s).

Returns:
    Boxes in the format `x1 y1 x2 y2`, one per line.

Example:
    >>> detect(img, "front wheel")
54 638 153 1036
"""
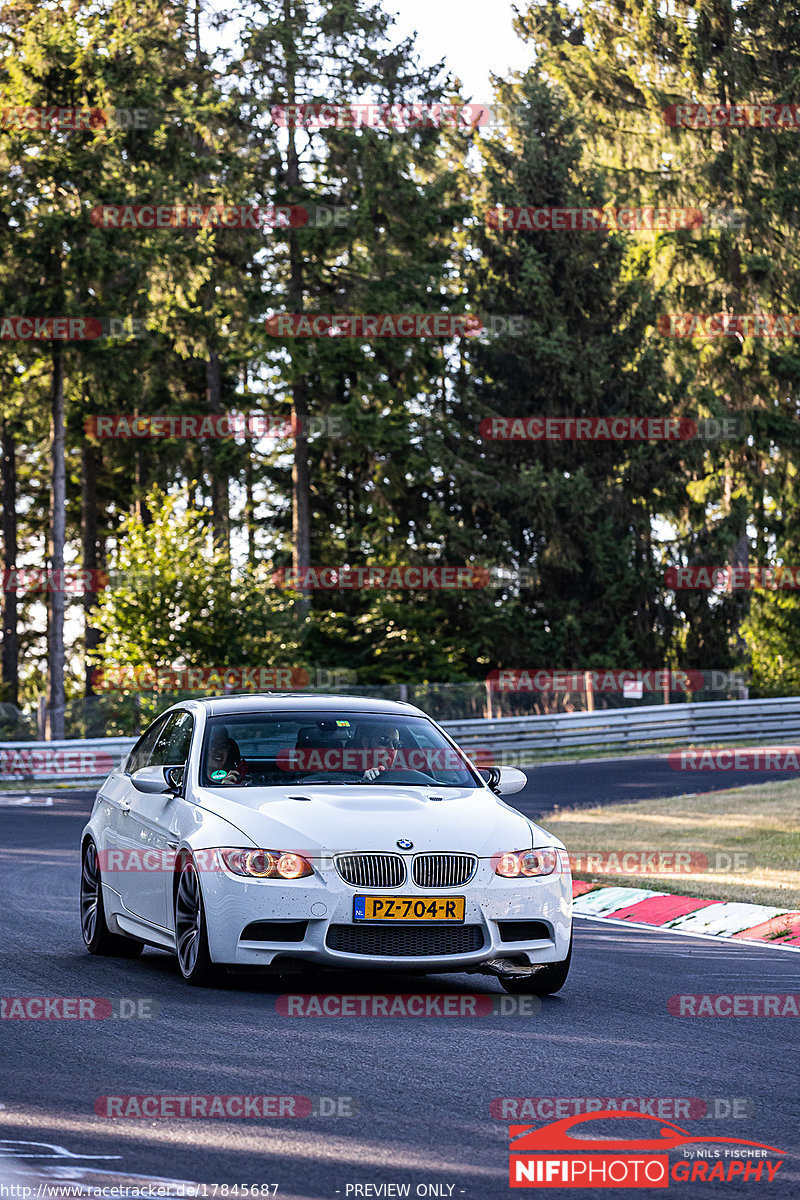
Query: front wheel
80 840 144 957
500 932 572 996
174 858 219 985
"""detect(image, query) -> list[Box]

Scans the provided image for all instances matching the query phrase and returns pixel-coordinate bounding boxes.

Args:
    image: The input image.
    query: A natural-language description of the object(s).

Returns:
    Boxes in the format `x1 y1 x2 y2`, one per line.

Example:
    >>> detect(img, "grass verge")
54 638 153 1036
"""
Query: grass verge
537 778 800 909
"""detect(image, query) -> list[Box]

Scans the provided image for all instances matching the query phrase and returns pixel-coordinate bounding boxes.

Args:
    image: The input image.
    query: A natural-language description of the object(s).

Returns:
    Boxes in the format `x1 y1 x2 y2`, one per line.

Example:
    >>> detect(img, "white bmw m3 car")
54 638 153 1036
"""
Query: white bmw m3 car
80 695 573 990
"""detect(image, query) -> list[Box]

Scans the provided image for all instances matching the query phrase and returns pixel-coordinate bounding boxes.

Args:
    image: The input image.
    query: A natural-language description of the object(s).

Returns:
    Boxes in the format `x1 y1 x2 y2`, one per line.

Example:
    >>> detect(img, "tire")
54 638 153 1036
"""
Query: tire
500 932 572 996
174 857 219 985
80 840 144 958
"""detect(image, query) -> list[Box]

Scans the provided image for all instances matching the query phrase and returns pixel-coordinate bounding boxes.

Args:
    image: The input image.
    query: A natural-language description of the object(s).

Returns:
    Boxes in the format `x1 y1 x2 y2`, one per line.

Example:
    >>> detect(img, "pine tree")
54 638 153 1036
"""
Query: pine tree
430 71 678 673
516 0 800 676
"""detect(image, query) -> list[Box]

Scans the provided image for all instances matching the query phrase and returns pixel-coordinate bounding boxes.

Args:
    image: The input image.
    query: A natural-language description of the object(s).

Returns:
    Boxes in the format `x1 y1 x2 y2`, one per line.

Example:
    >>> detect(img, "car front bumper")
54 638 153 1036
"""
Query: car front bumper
200 856 572 972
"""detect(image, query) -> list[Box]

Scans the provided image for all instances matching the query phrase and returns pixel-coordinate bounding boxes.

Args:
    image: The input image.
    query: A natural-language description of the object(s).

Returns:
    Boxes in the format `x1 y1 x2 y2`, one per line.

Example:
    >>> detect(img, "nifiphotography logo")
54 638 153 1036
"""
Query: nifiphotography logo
508 1110 786 1188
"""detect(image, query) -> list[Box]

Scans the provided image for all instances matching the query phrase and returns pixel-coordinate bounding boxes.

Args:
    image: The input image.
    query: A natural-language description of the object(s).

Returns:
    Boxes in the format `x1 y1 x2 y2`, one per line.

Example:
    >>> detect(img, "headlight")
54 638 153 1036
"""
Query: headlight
220 848 314 879
494 848 558 877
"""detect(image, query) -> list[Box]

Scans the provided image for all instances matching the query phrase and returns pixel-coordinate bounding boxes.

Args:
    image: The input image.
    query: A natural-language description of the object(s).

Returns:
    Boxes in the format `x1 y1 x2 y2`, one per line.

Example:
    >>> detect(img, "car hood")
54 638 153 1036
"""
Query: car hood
194 783 549 856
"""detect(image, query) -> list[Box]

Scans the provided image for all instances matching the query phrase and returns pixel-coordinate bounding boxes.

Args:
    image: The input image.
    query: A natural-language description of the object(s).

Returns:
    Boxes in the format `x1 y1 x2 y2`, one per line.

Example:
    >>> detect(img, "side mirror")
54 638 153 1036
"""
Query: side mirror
480 765 527 796
131 765 184 796
497 766 527 795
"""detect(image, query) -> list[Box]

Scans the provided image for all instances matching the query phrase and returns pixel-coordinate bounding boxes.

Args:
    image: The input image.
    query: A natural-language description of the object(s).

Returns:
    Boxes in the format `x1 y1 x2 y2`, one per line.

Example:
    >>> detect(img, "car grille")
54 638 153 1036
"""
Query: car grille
335 853 405 889
326 924 484 957
412 853 477 888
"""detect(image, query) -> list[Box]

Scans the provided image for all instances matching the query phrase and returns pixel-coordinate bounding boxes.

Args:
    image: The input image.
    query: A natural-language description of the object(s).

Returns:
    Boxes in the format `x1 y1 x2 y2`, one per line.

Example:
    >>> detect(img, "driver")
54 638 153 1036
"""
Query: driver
353 723 402 781
207 726 247 785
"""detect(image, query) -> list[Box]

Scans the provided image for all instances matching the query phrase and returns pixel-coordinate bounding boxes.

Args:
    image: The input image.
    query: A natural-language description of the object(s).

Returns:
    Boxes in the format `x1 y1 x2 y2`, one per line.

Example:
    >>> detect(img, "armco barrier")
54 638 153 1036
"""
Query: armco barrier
3 698 800 781
443 697 800 761
0 737 135 783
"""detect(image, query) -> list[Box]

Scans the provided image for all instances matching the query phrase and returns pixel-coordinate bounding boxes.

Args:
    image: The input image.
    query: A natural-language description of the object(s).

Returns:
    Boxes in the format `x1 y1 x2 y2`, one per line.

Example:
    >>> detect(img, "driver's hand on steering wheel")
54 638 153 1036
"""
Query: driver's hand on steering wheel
363 765 385 781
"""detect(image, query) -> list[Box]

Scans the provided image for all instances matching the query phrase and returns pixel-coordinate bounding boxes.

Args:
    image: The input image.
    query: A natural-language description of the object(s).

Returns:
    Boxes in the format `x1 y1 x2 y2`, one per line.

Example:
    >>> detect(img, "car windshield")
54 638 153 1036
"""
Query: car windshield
199 711 479 788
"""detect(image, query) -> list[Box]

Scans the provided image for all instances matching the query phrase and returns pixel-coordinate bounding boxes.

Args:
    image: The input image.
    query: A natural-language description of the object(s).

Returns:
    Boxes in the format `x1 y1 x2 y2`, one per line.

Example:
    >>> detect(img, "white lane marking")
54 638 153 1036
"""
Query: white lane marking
0 796 54 807
0 1155 245 1196
39 1165 204 1188
0 1143 214 1200
0 1141 121 1161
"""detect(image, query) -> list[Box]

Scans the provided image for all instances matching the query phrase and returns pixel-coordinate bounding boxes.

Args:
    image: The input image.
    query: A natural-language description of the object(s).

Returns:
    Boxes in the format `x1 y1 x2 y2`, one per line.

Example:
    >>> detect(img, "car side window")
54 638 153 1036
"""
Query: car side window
150 710 194 768
125 714 172 775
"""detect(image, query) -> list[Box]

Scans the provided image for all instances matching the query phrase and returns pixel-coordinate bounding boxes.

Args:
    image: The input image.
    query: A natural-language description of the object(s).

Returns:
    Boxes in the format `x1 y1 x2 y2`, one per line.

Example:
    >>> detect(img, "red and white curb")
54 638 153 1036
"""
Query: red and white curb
571 881 800 950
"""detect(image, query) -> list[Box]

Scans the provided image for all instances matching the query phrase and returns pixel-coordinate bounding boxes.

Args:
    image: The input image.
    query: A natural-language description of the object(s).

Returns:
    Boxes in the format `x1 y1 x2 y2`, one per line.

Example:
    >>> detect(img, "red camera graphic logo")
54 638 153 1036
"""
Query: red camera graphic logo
509 1111 786 1188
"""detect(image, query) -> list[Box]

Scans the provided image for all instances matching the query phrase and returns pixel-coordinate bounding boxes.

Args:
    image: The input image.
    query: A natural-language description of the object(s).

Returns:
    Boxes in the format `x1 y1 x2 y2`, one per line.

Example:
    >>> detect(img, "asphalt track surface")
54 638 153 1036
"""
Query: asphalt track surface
519 753 800 819
1 763 799 1199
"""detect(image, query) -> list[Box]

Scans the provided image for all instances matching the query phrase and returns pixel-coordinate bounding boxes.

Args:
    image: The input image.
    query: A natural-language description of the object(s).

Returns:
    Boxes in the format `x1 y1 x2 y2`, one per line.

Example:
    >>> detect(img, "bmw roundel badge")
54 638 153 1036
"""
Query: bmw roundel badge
397 838 413 850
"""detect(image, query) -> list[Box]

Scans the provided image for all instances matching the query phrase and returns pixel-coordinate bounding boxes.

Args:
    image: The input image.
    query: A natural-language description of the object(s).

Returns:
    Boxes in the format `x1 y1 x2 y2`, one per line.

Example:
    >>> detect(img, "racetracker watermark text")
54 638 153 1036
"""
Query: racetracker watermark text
486 206 703 232
270 101 506 130
0 317 143 339
271 566 490 589
276 994 542 1016
669 994 800 1016
95 1095 356 1118
479 416 739 440
659 313 800 337
664 102 800 128
90 204 349 229
567 850 751 874
669 747 800 770
486 669 747 695
1 997 157 1019
0 107 150 131
265 313 526 338
84 413 347 439
665 565 800 589
492 1097 753 1119
91 666 355 691
0 747 114 778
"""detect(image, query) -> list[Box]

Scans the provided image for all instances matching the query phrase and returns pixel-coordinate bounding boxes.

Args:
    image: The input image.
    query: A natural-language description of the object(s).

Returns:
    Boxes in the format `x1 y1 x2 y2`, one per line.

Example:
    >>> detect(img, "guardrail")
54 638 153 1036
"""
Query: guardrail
0 737 135 784
443 697 800 762
2 697 800 782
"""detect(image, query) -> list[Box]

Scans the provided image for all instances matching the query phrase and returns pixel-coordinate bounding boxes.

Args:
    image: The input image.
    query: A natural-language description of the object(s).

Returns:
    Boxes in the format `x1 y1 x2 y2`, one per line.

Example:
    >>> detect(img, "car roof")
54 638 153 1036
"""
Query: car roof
185 693 427 719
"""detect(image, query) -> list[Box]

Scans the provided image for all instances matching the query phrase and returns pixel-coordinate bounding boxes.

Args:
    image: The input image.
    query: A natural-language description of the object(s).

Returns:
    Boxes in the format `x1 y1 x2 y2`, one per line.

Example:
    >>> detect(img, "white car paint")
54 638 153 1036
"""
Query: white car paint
82 695 572 975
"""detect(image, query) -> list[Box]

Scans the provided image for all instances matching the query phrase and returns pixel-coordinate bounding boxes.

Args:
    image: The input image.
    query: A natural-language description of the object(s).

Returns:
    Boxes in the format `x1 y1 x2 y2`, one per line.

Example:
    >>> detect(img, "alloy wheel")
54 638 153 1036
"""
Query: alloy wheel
175 862 202 976
80 841 100 945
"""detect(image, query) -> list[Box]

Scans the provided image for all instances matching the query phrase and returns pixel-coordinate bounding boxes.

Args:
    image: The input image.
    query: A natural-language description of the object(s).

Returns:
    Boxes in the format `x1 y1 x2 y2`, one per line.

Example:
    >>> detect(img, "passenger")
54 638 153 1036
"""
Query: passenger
207 727 247 785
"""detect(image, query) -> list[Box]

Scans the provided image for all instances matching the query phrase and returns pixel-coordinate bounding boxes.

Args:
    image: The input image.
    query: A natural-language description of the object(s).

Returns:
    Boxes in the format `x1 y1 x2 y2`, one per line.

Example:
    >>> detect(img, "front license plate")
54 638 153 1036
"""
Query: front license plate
353 896 465 922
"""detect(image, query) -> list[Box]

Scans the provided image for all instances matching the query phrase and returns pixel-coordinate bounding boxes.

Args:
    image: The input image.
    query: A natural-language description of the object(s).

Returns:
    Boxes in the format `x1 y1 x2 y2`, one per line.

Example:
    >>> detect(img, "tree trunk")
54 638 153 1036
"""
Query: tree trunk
245 436 255 565
46 342 66 740
241 362 255 564
81 440 101 698
134 425 151 526
284 0 310 618
206 349 230 559
291 368 310 607
1 418 19 707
